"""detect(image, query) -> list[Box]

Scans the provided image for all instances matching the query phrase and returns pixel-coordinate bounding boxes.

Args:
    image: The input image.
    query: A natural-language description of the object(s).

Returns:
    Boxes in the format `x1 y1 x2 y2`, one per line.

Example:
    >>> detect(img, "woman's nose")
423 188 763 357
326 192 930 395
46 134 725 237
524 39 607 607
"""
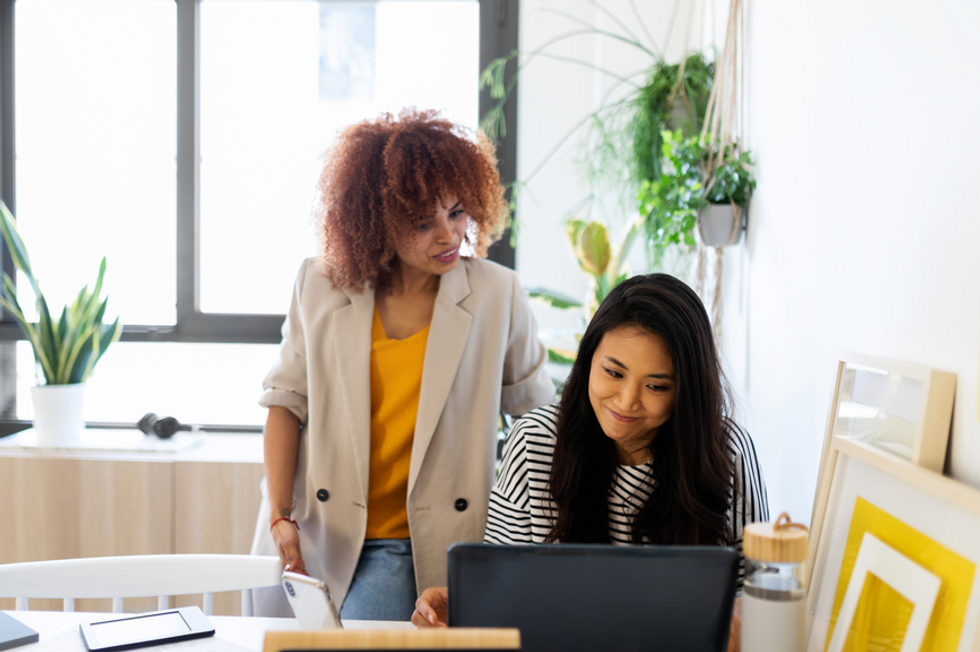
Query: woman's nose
617 383 640 410
434 218 454 243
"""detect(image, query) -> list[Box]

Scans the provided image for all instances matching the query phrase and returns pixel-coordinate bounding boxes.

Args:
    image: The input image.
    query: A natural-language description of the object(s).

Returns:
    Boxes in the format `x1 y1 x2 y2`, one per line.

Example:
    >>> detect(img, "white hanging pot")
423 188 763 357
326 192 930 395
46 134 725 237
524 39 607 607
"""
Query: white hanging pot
697 203 747 247
31 382 87 447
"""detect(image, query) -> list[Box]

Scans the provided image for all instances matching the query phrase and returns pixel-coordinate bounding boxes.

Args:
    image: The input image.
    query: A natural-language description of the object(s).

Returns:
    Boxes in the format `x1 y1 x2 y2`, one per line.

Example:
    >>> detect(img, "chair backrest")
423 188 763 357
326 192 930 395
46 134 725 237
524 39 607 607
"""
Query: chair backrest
0 554 282 615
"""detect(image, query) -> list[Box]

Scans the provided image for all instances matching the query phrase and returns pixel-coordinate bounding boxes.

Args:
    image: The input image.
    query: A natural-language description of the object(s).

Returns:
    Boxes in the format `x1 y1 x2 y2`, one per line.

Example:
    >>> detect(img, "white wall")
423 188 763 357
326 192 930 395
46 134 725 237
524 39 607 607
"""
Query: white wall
729 0 980 523
517 0 980 525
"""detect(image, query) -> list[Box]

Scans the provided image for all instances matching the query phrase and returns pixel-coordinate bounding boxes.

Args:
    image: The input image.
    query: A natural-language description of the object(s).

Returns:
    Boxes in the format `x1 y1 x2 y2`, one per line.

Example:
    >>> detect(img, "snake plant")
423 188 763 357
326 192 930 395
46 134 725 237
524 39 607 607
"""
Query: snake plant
0 200 122 385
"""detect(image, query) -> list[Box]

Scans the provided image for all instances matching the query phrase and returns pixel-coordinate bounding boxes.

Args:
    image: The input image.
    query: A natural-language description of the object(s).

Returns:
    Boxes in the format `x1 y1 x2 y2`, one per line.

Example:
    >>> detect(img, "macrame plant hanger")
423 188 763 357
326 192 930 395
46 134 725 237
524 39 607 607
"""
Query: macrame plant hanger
695 0 744 355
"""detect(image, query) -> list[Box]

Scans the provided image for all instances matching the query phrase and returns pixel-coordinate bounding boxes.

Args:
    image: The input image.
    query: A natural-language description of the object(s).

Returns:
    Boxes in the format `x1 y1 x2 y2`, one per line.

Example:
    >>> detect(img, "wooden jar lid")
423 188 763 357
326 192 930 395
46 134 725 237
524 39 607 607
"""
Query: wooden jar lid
743 512 808 563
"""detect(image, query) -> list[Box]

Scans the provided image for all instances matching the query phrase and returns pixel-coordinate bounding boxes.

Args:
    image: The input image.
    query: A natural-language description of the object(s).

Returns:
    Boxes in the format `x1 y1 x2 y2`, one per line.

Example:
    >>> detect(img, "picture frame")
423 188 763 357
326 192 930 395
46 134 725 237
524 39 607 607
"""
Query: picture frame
816 352 956 477
808 353 957 589
805 436 980 652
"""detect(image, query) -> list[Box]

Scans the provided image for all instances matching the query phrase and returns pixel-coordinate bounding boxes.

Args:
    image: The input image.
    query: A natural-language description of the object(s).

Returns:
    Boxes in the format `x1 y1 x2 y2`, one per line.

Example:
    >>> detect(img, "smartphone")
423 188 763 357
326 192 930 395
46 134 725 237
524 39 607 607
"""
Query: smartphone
281 571 343 630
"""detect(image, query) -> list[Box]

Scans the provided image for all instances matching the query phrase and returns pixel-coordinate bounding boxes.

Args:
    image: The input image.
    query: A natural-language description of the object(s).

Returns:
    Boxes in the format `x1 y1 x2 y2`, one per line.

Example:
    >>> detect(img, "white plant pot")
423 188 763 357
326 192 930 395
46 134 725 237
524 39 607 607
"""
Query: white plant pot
697 203 747 247
31 382 87 446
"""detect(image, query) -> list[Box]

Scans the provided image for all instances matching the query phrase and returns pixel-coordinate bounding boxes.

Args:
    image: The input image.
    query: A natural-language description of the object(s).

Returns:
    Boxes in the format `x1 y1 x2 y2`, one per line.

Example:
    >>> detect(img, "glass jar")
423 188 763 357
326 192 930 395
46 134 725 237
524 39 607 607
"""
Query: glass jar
741 512 808 652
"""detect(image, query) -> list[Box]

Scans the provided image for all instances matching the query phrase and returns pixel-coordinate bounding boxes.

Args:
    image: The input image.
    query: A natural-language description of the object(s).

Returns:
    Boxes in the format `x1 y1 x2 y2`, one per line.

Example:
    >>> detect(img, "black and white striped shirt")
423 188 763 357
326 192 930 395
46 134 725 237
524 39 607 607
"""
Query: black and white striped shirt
484 404 769 584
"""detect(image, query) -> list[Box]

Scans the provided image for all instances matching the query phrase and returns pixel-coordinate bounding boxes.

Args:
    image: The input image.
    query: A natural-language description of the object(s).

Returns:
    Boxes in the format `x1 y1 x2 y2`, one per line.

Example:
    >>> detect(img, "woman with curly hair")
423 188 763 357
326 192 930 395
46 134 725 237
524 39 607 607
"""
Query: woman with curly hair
249 109 555 621
412 274 768 651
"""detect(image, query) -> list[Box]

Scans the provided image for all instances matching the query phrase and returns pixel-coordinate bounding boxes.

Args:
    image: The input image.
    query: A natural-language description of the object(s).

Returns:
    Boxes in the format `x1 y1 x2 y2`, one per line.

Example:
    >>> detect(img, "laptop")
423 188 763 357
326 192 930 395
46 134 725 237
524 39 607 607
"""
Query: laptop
447 543 739 652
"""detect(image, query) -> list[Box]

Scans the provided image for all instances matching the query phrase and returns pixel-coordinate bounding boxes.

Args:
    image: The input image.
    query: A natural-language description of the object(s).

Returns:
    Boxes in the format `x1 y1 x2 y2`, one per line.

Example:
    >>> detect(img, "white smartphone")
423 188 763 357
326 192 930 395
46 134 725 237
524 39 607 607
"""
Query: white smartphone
281 570 343 630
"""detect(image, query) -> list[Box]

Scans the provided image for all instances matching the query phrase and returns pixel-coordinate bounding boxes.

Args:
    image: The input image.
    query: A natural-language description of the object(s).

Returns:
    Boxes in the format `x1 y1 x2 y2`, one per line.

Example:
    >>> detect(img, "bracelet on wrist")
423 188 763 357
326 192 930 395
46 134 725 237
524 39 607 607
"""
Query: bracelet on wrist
270 517 300 532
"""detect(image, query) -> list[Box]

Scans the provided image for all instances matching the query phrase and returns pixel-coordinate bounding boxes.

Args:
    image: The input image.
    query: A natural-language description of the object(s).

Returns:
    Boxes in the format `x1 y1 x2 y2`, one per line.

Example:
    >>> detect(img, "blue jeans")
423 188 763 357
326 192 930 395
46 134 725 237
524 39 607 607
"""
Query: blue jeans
340 538 416 621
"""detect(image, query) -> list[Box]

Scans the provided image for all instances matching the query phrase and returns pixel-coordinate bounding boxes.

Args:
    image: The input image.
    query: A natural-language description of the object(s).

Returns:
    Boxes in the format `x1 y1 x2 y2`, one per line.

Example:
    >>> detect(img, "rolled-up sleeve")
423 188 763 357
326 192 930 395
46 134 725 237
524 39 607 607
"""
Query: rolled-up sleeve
259 259 310 424
500 272 556 416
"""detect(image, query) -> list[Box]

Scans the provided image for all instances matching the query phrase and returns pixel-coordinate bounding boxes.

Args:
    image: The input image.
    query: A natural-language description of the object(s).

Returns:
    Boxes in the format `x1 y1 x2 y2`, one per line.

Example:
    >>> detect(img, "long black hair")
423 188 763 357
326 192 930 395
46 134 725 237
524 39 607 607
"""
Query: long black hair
546 273 735 546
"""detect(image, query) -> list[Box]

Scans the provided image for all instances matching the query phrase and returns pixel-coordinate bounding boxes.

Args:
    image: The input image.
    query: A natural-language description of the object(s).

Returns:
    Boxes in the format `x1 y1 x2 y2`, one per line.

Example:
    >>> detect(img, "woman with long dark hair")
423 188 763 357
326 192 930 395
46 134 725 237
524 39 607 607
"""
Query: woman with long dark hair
413 273 768 640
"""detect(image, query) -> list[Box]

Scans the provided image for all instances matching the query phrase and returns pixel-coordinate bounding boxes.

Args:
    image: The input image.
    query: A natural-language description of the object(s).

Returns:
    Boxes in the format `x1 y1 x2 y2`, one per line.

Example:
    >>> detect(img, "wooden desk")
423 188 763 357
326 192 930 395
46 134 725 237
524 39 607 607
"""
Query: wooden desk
3 610 414 652
0 430 265 614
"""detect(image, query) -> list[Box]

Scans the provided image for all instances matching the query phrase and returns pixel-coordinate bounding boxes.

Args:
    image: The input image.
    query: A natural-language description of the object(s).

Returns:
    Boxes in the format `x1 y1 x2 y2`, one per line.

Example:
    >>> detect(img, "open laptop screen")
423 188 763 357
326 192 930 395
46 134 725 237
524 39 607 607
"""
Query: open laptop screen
448 543 738 652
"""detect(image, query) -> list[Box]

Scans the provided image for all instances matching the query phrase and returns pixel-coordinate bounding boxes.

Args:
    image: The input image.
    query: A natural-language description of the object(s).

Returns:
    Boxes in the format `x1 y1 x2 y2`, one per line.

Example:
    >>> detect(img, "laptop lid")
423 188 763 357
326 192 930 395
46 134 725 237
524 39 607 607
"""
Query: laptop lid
447 543 738 652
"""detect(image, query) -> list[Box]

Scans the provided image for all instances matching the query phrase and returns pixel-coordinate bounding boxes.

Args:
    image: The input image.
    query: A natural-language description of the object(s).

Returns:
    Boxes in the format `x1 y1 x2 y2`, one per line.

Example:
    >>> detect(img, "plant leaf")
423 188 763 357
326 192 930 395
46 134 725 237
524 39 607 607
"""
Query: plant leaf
575 221 611 277
547 347 577 365
526 287 583 310
0 200 40 297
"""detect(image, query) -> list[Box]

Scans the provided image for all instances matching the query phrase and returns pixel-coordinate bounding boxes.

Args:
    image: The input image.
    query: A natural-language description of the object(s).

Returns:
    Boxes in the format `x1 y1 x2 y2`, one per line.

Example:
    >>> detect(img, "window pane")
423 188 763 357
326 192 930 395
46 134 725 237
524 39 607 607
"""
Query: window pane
199 1 480 315
15 1 177 326
17 341 279 427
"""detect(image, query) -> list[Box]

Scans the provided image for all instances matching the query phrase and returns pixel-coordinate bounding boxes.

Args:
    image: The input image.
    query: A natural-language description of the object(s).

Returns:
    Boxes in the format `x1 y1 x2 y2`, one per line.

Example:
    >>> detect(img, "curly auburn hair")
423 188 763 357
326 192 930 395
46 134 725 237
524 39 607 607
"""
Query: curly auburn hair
314 108 509 291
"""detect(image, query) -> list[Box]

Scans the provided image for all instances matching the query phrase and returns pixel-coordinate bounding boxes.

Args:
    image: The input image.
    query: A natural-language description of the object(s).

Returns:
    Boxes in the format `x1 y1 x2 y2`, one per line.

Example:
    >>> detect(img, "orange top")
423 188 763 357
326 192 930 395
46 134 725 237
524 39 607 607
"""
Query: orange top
366 307 428 540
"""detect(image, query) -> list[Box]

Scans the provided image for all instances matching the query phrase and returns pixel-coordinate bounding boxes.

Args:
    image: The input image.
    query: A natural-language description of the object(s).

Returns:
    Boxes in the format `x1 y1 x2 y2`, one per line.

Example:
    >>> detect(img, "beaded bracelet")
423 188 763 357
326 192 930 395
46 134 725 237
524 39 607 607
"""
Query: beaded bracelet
270 517 300 532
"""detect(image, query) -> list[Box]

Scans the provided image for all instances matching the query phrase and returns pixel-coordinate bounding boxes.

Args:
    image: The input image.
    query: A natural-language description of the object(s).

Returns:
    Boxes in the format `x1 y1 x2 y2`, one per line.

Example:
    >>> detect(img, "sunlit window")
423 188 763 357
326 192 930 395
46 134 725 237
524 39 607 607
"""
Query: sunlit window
9 0 482 427
199 1 479 315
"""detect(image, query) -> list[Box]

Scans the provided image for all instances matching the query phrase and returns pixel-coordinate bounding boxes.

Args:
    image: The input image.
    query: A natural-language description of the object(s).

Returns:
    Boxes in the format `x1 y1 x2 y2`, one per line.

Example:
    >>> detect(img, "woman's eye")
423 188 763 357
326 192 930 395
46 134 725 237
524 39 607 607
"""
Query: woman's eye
450 209 465 219
648 384 669 392
416 221 433 232
603 367 623 379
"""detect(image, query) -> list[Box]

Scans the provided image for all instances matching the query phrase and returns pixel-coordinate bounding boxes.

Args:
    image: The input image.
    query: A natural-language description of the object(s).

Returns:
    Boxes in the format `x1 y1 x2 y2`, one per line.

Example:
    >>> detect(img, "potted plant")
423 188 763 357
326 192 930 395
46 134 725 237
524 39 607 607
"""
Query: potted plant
482 48 714 261
0 200 122 445
637 130 756 251
697 144 756 247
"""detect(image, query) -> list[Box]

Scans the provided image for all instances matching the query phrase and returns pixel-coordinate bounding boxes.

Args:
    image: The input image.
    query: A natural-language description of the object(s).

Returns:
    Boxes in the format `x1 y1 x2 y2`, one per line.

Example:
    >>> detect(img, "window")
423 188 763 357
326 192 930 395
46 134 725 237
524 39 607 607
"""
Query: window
0 0 519 429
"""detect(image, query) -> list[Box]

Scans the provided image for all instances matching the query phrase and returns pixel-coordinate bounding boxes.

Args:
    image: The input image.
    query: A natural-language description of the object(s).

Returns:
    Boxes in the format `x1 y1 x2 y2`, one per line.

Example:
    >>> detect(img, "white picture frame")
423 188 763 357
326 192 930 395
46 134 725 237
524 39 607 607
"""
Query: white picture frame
825 532 940 652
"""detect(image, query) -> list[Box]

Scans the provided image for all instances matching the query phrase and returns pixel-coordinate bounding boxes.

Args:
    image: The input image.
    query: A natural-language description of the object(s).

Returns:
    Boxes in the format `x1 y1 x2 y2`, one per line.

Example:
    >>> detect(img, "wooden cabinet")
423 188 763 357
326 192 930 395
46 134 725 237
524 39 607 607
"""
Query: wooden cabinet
0 430 265 614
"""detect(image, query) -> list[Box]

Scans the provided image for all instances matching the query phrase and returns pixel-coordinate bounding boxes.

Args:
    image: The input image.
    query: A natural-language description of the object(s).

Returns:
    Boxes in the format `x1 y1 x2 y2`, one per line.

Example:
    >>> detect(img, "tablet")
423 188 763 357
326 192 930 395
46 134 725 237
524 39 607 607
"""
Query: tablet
79 606 215 652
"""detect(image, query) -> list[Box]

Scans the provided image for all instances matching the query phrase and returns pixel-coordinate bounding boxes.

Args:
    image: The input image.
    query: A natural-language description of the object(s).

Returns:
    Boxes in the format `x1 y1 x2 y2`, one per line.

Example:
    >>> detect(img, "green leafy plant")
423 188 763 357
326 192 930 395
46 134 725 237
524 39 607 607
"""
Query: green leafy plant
637 130 707 260
0 201 122 385
636 130 756 261
703 145 756 206
591 52 714 193
478 4 715 254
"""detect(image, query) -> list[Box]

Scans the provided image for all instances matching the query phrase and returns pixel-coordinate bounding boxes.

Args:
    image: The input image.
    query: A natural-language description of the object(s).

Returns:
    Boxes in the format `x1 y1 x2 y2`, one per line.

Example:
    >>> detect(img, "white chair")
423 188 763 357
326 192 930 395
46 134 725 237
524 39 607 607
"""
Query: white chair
0 554 282 615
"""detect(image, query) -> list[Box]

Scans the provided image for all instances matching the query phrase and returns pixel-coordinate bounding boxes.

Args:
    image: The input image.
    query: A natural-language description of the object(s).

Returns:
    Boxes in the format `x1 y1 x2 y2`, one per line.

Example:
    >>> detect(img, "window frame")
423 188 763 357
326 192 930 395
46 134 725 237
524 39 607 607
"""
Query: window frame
0 0 519 347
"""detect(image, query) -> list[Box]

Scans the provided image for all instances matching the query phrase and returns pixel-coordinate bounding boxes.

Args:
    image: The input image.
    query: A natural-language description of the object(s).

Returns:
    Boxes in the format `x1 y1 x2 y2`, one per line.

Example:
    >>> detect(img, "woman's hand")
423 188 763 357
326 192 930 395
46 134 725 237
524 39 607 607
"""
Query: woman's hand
271 519 307 576
727 597 742 652
412 587 449 628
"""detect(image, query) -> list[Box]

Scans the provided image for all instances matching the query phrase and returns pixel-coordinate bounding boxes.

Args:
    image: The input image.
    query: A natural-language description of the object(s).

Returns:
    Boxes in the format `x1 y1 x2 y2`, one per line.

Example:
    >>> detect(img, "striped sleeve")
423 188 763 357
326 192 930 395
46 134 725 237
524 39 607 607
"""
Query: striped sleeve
483 414 536 544
483 404 561 544
726 423 769 590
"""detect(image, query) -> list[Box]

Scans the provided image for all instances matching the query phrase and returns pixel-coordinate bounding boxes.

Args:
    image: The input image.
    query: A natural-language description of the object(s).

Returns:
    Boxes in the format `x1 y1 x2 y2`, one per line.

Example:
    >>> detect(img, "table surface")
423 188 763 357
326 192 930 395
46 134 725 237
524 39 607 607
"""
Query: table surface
4 610 414 652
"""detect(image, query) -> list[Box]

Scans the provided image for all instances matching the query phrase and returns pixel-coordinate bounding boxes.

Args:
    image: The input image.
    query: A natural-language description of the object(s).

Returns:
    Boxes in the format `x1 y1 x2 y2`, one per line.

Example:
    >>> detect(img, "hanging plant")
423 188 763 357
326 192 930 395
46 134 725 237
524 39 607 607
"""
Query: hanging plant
478 4 714 260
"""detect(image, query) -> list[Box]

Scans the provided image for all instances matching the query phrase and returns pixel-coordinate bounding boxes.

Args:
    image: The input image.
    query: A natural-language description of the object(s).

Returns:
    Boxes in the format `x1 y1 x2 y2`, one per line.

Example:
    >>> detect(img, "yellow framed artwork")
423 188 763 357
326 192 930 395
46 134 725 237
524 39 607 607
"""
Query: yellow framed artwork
806 437 980 652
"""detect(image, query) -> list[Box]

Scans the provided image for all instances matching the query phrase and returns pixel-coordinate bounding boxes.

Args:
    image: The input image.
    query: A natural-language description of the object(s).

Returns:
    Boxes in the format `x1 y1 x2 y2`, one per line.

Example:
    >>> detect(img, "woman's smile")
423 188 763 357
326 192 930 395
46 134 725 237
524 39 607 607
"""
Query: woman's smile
434 245 459 263
588 324 676 465
608 410 639 423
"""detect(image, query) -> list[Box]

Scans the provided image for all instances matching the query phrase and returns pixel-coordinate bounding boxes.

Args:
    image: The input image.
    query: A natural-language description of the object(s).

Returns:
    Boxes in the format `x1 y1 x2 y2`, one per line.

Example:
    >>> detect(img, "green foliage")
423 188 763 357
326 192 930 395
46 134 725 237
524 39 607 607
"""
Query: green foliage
527 288 582 310
637 130 707 257
547 348 577 365
611 51 715 186
704 147 756 206
0 201 122 385
636 131 757 258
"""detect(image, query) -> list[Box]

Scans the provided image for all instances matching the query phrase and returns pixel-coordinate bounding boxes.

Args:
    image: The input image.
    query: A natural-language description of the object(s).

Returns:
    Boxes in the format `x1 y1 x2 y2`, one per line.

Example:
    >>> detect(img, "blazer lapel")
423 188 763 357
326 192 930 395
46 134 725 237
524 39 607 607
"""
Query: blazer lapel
408 264 473 496
332 287 375 505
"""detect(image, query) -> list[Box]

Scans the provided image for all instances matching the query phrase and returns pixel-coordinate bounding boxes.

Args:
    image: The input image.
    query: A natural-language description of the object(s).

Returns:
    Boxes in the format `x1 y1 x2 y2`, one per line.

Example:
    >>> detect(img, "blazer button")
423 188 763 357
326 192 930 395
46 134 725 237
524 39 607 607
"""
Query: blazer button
316 489 330 502
454 498 468 512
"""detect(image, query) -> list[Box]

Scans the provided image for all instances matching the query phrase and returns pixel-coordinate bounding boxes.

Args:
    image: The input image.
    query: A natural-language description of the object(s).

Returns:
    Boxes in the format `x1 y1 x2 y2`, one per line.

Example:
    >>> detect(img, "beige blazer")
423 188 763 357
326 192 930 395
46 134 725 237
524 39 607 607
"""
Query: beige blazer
250 256 554 615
